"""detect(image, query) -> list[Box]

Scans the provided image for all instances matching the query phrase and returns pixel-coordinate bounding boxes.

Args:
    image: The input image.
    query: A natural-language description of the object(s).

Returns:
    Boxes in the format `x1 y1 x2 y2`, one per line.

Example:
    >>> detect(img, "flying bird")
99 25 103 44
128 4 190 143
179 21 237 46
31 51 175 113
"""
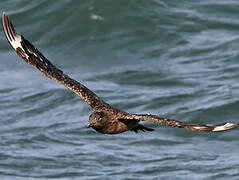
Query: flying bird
2 12 239 134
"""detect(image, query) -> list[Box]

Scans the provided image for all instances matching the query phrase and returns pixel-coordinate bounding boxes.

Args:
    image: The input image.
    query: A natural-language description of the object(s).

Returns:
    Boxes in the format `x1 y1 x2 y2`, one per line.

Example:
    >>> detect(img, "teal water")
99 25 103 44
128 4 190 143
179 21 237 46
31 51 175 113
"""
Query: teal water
0 0 239 179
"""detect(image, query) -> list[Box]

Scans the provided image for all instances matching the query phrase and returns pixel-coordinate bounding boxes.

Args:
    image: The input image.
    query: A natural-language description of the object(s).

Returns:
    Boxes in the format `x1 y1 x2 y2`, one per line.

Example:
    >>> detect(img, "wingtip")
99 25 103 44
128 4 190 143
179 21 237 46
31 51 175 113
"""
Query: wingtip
2 11 7 22
2 11 6 26
212 123 239 132
2 12 23 51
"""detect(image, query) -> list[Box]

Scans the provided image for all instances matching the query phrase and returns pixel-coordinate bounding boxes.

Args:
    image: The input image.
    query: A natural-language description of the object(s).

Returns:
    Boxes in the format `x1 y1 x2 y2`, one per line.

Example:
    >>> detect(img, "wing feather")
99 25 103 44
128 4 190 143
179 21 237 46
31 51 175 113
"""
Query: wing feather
2 12 106 109
120 114 239 132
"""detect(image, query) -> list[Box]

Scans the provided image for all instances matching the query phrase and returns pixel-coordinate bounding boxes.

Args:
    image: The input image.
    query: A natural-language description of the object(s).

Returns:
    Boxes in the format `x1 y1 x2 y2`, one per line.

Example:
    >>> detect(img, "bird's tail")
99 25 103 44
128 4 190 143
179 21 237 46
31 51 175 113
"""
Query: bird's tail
131 124 154 133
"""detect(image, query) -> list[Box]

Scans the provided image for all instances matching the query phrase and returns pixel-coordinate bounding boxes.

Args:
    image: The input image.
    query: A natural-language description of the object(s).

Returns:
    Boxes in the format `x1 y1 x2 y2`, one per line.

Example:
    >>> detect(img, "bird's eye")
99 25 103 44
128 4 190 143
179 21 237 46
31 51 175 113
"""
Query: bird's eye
94 117 101 121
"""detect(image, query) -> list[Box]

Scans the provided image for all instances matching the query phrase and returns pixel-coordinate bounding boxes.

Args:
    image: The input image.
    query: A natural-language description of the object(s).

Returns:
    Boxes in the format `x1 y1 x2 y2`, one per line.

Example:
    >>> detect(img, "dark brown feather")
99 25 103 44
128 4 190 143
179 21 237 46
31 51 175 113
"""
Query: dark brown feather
2 12 239 134
120 114 239 132
2 12 106 109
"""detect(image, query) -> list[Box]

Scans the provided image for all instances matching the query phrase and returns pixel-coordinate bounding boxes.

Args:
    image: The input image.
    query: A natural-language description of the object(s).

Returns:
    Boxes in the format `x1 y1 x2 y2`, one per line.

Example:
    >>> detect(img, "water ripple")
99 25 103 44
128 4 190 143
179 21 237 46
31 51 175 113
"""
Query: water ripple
1 0 239 179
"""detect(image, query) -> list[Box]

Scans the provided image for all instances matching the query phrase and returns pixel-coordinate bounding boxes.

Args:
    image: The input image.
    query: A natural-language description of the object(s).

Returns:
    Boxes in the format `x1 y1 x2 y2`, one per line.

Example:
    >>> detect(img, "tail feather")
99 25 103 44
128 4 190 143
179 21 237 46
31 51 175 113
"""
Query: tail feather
131 124 154 133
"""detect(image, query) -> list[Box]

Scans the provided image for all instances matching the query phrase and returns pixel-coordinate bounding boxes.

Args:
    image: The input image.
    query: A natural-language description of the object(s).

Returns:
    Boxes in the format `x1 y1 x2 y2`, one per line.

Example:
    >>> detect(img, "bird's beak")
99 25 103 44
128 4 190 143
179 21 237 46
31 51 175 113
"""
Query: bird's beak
88 123 94 128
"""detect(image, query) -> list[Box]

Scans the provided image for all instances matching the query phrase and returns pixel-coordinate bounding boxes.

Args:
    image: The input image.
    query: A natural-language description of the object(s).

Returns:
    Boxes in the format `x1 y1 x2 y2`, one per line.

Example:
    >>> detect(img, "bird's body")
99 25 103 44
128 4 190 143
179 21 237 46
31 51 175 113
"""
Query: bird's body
2 12 239 134
89 105 136 134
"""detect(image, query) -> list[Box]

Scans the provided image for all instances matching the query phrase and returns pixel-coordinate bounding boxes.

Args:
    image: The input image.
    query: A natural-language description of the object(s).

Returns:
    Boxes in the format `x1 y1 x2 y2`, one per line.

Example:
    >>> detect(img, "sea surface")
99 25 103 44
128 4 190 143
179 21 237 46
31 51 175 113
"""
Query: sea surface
0 1 239 179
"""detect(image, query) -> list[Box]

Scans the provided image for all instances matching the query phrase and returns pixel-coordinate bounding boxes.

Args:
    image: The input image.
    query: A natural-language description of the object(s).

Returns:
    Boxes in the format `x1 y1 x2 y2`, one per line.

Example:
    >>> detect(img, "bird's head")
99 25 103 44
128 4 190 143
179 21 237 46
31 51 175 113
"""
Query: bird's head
88 112 104 131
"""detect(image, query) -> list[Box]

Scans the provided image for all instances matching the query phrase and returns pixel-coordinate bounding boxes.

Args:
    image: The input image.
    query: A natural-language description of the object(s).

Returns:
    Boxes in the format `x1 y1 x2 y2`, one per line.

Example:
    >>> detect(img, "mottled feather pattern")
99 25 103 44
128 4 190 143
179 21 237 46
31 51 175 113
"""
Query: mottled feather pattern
2 12 239 134
2 12 105 109
120 114 239 132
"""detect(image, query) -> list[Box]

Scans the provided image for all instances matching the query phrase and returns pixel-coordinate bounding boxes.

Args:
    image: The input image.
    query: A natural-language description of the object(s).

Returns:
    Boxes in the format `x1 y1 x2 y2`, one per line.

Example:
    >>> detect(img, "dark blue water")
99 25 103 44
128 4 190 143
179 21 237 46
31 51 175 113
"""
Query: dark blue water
0 1 239 179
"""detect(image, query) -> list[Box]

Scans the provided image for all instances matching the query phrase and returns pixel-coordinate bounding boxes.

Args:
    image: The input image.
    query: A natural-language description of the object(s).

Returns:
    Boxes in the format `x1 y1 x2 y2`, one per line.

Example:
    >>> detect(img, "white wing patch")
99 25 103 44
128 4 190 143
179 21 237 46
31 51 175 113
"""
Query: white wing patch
2 12 29 58
213 123 238 132
9 33 23 50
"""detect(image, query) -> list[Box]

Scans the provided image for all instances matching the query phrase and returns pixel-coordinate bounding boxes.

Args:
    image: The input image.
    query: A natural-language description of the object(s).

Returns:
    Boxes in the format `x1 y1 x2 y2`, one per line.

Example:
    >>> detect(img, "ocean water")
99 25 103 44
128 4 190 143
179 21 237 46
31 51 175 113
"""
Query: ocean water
0 0 239 179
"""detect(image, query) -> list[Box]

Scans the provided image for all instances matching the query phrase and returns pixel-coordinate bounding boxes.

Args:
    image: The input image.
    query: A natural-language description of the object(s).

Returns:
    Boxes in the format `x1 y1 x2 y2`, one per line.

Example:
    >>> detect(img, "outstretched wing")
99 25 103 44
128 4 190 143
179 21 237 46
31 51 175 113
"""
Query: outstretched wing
120 114 239 132
2 12 106 109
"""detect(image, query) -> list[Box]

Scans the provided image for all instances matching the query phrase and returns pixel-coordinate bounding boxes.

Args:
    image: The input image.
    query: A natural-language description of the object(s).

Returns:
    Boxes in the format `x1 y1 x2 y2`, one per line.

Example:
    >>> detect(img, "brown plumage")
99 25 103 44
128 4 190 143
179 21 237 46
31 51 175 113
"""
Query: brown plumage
2 12 239 134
